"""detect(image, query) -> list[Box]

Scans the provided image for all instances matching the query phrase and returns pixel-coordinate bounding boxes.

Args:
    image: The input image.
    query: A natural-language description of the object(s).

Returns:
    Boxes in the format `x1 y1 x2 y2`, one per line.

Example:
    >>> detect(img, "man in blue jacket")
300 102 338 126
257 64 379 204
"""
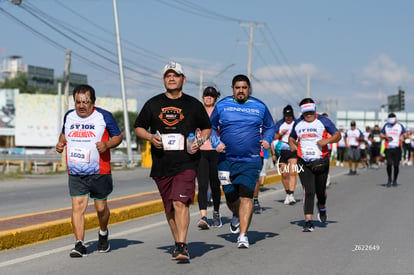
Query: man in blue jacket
210 74 275 248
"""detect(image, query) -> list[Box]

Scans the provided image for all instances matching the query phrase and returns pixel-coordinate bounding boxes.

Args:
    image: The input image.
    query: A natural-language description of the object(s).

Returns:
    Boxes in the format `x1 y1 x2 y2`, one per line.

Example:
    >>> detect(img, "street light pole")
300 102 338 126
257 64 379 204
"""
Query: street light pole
112 0 133 167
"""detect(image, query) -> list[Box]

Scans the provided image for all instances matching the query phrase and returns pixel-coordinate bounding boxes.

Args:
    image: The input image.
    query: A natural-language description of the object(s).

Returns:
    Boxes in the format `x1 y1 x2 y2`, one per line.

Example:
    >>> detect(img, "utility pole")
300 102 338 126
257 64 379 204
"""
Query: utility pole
199 70 204 100
59 50 71 171
63 49 71 113
113 0 133 167
306 73 311 98
239 22 264 79
325 98 338 117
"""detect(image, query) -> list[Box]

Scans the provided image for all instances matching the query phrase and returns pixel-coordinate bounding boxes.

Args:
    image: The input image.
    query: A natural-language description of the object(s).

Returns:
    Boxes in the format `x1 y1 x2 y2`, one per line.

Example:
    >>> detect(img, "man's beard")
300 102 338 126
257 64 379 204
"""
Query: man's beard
235 93 248 103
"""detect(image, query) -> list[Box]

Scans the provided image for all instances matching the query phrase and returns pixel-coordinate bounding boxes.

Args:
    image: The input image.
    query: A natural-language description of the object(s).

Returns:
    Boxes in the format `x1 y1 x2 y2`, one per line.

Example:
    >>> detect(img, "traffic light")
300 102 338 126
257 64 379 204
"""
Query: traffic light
398 89 405 111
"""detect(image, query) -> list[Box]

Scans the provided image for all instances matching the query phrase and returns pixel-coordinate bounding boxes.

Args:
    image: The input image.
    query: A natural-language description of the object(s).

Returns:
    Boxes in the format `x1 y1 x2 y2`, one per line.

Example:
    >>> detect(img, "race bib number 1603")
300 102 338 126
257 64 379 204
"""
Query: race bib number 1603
69 147 91 163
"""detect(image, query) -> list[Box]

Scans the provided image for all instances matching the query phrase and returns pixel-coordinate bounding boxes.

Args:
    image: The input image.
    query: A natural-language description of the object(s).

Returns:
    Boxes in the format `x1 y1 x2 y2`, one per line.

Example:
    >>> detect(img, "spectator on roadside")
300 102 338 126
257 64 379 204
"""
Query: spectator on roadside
56 84 123 258
134 62 212 262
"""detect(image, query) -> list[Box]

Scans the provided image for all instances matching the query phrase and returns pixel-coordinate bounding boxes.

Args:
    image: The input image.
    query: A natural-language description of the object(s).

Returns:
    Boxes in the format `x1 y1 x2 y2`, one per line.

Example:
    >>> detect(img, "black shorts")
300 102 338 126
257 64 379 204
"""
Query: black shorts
385 148 402 166
69 174 113 200
277 150 297 163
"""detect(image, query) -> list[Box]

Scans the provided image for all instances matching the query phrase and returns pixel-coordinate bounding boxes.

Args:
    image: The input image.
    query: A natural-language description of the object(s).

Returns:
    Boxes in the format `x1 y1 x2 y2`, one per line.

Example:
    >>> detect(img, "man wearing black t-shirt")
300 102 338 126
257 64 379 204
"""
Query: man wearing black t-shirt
369 124 382 169
134 62 211 262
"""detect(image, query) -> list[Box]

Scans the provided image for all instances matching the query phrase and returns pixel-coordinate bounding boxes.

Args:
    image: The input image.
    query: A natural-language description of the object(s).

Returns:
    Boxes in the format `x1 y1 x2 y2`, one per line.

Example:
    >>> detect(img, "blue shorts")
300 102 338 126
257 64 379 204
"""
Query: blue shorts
218 159 262 194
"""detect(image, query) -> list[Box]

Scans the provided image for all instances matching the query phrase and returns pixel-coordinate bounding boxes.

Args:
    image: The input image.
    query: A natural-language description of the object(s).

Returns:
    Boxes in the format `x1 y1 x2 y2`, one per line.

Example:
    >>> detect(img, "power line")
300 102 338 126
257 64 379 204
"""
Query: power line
263 26 307 90
0 6 158 89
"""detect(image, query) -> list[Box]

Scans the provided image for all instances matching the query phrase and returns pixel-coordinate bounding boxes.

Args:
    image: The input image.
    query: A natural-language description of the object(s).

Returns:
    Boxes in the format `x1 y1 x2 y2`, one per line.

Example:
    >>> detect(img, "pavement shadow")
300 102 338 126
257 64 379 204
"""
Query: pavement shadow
377 183 400 188
290 219 337 230
217 230 278 245
88 238 143 253
158 241 224 261
275 199 302 205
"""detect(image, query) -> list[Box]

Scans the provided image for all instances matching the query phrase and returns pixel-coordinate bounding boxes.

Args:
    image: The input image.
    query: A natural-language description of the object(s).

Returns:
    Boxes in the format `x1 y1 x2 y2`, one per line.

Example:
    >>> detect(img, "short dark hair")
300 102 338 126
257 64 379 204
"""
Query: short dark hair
299 97 315 106
388 113 396 118
72 84 96 104
232 74 251 87
203 86 220 99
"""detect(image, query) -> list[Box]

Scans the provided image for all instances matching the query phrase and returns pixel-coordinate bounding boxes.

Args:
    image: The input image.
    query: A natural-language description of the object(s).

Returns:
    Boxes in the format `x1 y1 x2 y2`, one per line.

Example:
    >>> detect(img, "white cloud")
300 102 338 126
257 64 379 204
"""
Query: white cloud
359 54 414 88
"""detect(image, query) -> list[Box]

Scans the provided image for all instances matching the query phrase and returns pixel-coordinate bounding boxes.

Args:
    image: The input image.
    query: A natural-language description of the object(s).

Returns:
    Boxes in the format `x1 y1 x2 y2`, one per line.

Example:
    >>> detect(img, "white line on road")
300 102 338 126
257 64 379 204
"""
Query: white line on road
0 170 344 268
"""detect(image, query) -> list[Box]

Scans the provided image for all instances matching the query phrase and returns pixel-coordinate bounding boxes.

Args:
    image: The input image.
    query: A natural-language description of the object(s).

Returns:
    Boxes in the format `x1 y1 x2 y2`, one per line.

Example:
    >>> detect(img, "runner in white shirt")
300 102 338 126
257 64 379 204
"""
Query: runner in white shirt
289 98 340 232
380 113 407 186
56 84 123 257
344 121 364 175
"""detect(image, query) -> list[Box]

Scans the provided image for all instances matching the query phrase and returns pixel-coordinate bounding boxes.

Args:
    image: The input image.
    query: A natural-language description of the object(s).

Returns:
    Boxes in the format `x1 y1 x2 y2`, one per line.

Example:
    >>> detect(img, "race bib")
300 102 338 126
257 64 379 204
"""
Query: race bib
360 143 366 149
302 146 321 159
69 147 90 163
218 170 231 186
161 133 184 151
405 139 411 144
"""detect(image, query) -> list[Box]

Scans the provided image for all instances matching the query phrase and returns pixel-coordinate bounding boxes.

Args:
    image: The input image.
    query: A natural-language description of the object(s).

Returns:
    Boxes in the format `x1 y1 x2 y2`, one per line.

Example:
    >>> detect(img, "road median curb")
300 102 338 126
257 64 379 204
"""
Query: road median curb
0 170 282 251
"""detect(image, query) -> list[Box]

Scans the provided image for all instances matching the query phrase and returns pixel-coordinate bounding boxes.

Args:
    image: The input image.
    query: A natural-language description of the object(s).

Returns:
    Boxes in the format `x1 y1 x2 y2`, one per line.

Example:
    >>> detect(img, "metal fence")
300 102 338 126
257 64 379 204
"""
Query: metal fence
0 152 143 173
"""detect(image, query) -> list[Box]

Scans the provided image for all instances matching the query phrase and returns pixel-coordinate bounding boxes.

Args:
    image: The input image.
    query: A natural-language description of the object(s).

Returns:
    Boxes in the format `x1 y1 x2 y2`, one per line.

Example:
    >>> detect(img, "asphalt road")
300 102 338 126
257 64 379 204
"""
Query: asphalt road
1 165 414 274
0 168 156 218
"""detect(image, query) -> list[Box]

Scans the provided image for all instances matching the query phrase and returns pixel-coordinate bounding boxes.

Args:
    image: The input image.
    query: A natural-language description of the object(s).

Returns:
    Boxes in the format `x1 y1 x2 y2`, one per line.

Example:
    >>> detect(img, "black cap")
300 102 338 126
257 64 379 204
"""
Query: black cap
283 105 294 117
203 86 220 99
350 120 356 126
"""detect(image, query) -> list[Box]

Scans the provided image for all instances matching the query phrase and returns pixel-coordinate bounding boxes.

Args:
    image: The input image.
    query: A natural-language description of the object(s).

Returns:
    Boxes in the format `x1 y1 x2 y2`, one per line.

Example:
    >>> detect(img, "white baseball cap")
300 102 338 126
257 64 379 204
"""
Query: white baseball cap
163 61 185 76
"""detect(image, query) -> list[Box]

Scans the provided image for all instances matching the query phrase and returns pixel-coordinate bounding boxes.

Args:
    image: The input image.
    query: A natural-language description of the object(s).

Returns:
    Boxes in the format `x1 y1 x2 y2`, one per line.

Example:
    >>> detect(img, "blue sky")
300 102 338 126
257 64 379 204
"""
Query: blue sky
1 0 413 119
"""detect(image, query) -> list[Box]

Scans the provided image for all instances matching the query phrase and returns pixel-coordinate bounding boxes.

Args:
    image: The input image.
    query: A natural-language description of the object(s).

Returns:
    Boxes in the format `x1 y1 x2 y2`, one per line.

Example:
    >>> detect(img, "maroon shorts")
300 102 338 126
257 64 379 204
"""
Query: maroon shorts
152 169 196 213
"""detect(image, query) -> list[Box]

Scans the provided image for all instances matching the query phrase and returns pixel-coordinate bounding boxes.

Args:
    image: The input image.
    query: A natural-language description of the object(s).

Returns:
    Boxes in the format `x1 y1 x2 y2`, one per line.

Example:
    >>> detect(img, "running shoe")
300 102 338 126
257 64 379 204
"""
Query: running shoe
237 234 249 249
171 244 179 260
230 215 240 234
302 220 314 232
326 174 331 187
392 181 398 187
283 194 290 205
70 241 87 258
197 216 210 230
288 194 296 205
175 243 190 262
387 179 392 187
253 199 262 214
317 206 327 223
97 230 110 253
212 212 222 228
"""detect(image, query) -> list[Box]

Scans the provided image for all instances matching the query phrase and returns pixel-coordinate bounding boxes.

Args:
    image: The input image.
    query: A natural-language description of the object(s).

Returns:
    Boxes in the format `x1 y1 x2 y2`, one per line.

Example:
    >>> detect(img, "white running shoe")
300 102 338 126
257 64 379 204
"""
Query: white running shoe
289 194 296 205
284 194 290 205
237 234 249 248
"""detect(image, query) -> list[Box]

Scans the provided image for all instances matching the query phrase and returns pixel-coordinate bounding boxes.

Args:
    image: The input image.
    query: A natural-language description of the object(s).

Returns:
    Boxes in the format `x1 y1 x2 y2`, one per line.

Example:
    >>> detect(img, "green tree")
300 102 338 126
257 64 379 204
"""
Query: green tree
113 111 142 151
0 72 31 93
0 72 55 94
